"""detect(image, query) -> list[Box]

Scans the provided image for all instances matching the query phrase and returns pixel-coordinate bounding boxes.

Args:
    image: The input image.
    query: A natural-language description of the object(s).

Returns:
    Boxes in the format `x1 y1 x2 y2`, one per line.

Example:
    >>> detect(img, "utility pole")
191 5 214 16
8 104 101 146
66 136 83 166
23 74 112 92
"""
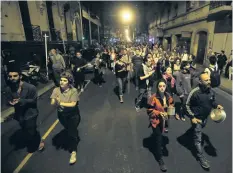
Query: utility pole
44 34 49 80
78 1 84 48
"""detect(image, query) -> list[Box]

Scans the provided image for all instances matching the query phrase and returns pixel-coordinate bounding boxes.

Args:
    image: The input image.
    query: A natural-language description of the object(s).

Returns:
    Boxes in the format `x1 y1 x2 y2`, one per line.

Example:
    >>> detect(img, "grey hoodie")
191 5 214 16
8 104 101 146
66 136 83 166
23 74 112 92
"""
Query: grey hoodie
176 71 192 96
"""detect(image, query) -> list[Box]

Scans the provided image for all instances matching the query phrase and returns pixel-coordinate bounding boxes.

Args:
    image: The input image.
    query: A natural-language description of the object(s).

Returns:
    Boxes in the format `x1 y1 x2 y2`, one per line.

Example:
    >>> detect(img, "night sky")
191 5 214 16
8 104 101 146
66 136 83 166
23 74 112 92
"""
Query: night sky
81 1 150 34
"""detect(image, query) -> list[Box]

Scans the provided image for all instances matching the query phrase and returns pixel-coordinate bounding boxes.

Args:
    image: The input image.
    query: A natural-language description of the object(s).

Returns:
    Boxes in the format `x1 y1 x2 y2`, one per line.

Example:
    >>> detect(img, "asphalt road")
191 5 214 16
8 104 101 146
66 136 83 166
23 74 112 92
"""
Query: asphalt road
1 70 232 173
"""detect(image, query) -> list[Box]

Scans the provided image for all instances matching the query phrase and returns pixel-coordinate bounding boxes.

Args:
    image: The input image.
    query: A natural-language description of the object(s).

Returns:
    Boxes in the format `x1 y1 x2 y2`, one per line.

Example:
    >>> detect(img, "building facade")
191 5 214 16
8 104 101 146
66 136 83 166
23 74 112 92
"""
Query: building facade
148 1 232 64
1 1 101 44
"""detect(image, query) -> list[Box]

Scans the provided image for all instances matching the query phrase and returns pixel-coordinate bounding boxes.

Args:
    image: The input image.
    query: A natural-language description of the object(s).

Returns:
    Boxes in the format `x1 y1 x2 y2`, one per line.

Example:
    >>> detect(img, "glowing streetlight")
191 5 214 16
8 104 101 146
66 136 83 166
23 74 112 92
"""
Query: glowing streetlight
122 11 132 22
123 13 130 21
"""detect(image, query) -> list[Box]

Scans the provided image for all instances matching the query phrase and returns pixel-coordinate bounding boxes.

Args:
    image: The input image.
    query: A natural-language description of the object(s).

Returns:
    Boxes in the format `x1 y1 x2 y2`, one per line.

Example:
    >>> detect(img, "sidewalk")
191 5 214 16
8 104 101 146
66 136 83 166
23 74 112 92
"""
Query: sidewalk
219 76 232 95
1 81 55 122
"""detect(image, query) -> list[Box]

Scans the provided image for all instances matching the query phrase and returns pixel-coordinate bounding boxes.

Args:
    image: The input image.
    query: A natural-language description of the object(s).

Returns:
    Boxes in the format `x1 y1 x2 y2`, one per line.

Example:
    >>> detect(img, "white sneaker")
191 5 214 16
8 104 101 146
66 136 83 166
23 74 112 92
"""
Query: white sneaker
69 151 77 164
81 88 84 92
135 106 140 112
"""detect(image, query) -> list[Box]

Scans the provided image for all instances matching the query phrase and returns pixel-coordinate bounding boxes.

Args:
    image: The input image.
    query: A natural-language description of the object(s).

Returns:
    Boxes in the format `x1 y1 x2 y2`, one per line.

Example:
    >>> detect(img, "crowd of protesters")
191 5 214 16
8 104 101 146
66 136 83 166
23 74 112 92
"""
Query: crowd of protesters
3 41 228 171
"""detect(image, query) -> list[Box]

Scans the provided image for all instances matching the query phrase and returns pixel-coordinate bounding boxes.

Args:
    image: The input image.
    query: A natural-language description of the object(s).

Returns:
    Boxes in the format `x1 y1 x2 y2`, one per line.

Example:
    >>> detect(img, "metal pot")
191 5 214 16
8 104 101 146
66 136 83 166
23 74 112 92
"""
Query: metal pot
167 107 176 116
210 109 226 123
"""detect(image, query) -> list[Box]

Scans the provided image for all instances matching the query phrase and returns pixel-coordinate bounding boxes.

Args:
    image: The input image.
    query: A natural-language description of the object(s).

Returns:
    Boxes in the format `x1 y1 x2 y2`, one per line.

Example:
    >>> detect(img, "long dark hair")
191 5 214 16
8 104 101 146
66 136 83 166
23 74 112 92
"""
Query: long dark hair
156 78 167 90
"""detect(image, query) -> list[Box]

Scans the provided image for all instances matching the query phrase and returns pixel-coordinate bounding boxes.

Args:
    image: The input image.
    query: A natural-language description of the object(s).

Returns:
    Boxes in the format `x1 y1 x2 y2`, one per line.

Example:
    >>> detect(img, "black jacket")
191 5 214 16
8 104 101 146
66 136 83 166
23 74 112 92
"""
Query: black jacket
185 85 218 120
6 82 38 121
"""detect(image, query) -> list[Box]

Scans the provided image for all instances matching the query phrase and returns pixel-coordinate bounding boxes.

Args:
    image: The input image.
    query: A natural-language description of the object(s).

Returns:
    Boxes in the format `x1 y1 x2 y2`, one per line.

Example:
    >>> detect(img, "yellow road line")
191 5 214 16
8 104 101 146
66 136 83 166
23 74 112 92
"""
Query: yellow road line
13 80 91 173
42 119 59 140
13 154 33 173
13 119 59 173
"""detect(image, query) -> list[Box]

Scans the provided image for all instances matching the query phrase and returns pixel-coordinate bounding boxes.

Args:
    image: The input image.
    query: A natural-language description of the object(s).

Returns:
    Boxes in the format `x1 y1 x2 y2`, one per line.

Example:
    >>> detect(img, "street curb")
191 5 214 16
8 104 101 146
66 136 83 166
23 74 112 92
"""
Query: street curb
219 85 232 95
1 82 55 123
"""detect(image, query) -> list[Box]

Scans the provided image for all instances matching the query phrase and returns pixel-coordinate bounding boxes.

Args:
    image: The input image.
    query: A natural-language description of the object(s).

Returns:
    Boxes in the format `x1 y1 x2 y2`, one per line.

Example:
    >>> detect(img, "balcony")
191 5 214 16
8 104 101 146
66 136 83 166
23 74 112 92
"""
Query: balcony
208 1 232 21
32 25 42 41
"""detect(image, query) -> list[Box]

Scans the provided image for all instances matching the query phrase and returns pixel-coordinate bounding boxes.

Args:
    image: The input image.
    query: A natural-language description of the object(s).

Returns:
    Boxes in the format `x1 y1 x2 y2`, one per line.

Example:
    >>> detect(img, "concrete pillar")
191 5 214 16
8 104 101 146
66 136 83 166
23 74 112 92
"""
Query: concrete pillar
72 19 77 41
171 35 178 50
163 38 168 50
97 25 100 43
88 8 92 45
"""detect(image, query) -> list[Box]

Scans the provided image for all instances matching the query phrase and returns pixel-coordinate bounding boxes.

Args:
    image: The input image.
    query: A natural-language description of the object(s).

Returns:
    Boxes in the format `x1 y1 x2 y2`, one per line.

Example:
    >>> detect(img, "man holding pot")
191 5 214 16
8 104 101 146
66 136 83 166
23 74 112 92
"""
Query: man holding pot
185 72 224 169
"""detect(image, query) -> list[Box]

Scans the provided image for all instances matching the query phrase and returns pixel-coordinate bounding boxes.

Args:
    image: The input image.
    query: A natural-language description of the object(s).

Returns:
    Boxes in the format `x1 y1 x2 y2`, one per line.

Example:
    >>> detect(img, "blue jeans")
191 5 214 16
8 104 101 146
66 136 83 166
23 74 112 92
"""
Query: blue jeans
133 67 140 88
192 119 207 159
135 87 152 107
117 77 127 96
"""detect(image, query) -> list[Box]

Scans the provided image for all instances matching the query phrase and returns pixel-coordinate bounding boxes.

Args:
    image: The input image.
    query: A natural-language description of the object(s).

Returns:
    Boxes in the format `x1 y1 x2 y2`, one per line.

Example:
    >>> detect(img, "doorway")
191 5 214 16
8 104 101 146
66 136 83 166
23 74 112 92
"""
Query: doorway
166 37 172 51
196 31 207 64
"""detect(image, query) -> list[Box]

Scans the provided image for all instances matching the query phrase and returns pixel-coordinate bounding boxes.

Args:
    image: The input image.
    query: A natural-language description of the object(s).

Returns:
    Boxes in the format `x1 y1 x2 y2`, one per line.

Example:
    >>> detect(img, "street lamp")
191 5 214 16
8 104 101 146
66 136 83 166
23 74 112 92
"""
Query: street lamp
122 11 132 22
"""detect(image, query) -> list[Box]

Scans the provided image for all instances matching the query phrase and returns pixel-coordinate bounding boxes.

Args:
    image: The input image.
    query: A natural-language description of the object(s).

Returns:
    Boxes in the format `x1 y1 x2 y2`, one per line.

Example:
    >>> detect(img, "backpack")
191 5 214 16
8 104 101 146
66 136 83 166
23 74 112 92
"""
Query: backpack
208 67 220 88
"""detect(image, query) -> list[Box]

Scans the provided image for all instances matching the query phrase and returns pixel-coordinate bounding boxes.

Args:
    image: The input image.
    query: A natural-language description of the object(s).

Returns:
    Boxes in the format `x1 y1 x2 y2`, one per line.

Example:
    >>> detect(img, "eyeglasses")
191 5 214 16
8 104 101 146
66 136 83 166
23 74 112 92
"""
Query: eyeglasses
8 75 19 78
158 85 166 88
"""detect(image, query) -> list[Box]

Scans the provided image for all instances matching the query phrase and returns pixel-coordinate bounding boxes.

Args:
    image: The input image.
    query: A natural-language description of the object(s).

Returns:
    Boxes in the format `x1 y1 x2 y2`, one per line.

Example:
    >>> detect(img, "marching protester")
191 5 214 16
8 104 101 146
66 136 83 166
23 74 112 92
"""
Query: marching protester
5 65 45 153
217 50 227 75
162 66 176 95
132 48 144 90
189 62 200 88
93 52 105 87
175 61 192 121
71 51 88 92
102 49 110 69
49 49 66 86
147 79 175 172
173 58 181 77
135 57 155 112
224 50 232 79
121 48 132 91
204 55 221 88
115 54 129 103
185 72 224 169
50 71 80 164
110 48 117 74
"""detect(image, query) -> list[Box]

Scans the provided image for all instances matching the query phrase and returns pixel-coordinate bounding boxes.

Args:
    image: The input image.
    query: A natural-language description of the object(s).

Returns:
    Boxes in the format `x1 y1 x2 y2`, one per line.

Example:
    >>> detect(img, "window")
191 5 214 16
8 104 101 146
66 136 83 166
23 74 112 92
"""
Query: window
167 9 170 21
174 3 178 17
186 1 195 12
198 1 206 7
186 1 191 12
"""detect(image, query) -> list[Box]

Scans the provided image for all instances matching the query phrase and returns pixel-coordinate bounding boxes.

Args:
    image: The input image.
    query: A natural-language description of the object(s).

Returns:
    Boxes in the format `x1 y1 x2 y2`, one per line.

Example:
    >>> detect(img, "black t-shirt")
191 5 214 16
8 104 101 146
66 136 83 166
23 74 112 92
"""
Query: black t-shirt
71 58 87 72
138 64 154 89
102 53 110 62
115 63 128 78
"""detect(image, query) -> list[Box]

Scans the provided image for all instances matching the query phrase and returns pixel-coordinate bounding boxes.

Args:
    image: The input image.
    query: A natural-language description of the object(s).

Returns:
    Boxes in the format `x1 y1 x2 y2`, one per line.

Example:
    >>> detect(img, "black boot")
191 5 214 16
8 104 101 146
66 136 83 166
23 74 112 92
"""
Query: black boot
158 158 167 172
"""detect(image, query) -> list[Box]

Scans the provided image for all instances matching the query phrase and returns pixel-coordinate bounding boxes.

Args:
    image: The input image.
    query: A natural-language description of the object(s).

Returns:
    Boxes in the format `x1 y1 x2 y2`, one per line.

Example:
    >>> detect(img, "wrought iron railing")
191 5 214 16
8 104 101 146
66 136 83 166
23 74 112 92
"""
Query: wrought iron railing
50 28 62 41
67 32 73 41
209 1 232 10
32 25 42 41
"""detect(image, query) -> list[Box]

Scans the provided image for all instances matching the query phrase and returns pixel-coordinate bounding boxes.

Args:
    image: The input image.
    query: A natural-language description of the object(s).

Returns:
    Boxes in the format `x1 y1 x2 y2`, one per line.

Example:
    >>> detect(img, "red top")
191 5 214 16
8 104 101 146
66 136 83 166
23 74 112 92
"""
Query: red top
147 93 174 131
